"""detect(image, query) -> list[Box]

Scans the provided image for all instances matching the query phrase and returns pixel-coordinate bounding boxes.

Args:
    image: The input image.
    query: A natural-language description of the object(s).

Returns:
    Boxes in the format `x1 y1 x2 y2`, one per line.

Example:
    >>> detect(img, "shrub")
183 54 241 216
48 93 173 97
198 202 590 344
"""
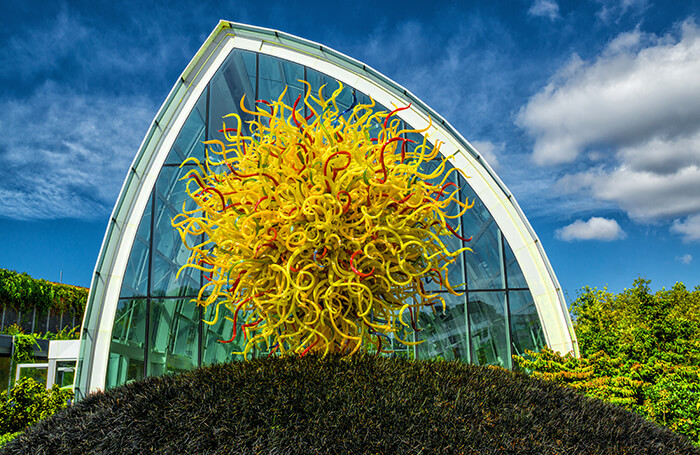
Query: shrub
515 348 700 445
0 377 73 435
3 355 697 454
0 433 20 449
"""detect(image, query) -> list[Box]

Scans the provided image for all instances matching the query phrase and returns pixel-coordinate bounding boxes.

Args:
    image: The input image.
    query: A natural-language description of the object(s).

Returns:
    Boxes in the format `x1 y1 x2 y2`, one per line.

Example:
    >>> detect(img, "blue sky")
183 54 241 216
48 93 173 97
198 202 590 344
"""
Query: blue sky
1 0 699 300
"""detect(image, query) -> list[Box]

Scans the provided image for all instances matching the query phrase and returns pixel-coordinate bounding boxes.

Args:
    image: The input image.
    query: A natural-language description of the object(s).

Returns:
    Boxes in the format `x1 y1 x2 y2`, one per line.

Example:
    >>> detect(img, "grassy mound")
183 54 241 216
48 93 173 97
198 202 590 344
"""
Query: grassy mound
3 355 698 454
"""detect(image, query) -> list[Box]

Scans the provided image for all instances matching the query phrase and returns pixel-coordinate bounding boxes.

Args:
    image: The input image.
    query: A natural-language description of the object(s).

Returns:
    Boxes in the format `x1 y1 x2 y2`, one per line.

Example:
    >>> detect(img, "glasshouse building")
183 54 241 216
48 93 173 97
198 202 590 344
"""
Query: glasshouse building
74 21 577 399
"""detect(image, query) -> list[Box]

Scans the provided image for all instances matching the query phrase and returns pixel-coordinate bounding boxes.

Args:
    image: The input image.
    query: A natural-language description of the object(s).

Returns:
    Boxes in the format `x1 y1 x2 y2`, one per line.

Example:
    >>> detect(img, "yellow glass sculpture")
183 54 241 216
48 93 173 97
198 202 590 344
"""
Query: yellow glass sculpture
173 82 472 358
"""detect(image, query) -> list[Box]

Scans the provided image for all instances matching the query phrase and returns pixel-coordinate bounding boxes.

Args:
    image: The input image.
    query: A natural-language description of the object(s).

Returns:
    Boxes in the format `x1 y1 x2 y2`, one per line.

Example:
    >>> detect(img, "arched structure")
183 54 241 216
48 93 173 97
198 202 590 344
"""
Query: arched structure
74 21 577 399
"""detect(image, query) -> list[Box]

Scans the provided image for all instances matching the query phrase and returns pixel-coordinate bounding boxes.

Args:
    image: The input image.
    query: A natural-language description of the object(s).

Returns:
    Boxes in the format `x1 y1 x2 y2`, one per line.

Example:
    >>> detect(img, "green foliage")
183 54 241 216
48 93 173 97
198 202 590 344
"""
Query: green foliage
515 348 647 409
644 366 700 444
0 432 21 448
0 377 73 435
515 278 700 445
3 356 697 454
11 334 39 366
1 323 80 340
571 278 700 364
0 268 87 315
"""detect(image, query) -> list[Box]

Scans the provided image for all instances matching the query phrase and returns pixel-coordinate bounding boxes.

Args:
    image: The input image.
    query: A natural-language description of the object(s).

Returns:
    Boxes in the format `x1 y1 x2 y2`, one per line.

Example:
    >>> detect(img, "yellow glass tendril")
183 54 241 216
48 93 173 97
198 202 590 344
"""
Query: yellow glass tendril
172 81 473 359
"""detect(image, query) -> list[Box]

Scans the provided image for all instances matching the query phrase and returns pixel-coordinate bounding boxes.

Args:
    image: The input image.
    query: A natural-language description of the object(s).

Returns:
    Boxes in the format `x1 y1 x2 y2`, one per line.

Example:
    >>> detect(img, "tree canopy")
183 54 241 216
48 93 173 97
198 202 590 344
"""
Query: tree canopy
515 278 700 445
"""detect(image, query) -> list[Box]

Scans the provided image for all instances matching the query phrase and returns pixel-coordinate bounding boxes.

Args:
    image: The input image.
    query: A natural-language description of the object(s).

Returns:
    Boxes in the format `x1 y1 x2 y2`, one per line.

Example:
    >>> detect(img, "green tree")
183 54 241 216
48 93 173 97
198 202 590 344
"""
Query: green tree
0 377 73 435
515 278 700 445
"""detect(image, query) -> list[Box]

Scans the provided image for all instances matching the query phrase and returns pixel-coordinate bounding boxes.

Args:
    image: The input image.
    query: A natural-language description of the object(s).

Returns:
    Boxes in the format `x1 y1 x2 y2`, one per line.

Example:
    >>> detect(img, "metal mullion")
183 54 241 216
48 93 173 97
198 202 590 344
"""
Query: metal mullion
303 66 308 118
198 83 210 368
501 232 513 369
144 188 156 378
255 52 259 101
459 173 472 364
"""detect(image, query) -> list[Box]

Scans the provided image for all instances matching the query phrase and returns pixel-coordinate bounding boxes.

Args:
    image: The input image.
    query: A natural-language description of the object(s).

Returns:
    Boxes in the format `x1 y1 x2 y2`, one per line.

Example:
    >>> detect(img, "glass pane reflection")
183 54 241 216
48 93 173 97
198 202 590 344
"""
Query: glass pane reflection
201 299 239 365
461 185 505 290
147 299 199 376
469 291 510 368
416 293 469 361
120 197 151 298
106 299 147 388
258 55 304 107
208 50 256 143
164 91 207 165
509 291 546 357
505 242 528 289
151 165 201 298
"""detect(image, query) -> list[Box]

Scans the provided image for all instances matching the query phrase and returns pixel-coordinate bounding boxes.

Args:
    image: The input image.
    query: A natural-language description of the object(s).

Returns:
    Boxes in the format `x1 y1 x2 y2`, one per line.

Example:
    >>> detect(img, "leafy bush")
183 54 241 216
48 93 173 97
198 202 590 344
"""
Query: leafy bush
0 433 21 449
0 377 73 435
515 278 700 446
515 349 700 446
643 366 700 444
571 279 700 364
3 355 697 454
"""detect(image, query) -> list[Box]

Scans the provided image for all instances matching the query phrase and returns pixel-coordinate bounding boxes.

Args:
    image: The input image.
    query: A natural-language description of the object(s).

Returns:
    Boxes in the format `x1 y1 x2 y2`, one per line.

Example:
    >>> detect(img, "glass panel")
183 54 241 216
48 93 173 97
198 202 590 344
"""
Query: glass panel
54 360 76 388
164 91 207 165
504 240 528 289
48 309 62 334
147 299 199 377
417 159 465 292
469 291 510 368
151 165 201 298
18 365 47 385
120 197 152 298
201 299 239 365
3 307 18 328
35 310 49 334
106 299 147 388
18 308 34 333
258 54 304 107
208 50 256 144
242 52 256 91
0 357 10 392
509 290 546 357
461 184 505 290
415 293 469 361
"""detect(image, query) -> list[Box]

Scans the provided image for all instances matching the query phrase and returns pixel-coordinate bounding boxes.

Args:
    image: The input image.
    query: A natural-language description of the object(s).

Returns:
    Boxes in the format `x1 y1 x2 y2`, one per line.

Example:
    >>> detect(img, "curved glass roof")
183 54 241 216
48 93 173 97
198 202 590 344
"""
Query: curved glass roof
74 21 576 399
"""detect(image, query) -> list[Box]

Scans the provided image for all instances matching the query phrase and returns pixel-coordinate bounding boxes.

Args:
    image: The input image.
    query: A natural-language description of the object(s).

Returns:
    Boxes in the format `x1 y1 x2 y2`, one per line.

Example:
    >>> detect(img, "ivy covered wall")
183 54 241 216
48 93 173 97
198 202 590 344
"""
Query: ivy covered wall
0 269 87 334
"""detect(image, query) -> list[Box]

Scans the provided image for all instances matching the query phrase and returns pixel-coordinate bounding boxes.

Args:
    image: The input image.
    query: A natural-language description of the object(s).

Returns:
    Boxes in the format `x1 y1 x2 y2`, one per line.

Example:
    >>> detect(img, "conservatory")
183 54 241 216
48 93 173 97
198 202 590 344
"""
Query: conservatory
74 21 577 399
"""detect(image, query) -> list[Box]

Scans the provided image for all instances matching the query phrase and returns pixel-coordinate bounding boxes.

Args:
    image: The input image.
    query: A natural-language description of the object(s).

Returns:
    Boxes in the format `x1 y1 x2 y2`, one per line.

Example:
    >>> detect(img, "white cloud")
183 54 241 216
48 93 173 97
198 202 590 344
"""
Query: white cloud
0 8 193 86
555 217 626 241
0 82 155 220
671 214 700 242
0 10 89 77
349 16 519 143
528 0 560 21
518 19 700 227
518 21 700 166
676 254 693 264
596 0 649 23
556 165 700 221
470 140 502 170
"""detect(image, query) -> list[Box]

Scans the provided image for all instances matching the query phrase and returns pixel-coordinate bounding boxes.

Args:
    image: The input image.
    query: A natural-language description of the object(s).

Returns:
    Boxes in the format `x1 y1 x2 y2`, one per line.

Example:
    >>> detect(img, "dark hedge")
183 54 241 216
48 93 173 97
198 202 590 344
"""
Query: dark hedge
3 355 698 454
